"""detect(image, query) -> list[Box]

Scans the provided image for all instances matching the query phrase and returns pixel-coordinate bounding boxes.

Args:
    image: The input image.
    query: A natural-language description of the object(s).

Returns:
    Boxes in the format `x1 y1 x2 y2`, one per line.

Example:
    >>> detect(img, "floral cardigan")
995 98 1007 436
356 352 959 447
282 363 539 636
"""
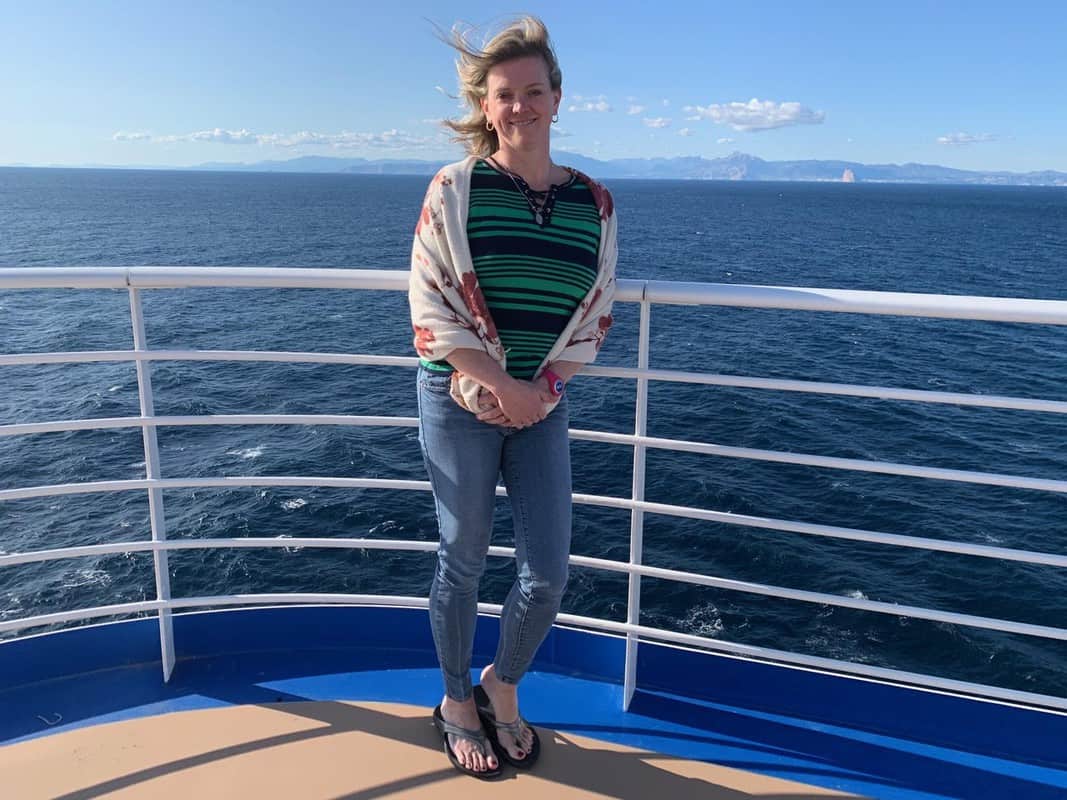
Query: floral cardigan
408 155 618 413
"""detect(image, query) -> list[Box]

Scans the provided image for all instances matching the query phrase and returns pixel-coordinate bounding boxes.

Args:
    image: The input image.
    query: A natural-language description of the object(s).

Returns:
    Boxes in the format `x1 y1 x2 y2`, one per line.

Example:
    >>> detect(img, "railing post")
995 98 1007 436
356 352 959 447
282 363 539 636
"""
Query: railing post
623 294 651 710
129 287 175 682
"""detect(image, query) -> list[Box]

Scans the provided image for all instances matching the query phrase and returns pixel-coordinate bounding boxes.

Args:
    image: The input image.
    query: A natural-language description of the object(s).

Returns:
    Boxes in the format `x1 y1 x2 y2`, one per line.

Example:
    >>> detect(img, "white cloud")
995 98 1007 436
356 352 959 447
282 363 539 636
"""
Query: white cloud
678 128 694 137
568 95 612 113
627 104 646 115
662 99 670 107
156 128 259 145
551 127 574 138
937 132 996 146
717 137 735 145
684 99 825 131
643 117 671 129
115 128 432 150
112 131 152 142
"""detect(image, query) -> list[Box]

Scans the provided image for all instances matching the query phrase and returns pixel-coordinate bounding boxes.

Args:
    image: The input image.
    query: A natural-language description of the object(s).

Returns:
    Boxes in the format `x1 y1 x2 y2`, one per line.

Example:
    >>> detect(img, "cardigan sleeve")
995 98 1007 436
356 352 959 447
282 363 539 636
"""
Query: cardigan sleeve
408 172 485 362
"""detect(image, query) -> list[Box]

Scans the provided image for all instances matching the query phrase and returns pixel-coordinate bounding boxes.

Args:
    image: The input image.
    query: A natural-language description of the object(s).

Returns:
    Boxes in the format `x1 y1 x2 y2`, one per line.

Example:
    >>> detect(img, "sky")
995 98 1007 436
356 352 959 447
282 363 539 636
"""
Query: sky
2 1 1065 172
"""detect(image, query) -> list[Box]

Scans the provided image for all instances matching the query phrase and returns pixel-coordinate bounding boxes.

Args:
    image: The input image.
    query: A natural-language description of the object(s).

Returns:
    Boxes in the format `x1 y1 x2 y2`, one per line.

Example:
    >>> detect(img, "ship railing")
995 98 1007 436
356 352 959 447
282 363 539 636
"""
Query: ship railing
2 266 1067 712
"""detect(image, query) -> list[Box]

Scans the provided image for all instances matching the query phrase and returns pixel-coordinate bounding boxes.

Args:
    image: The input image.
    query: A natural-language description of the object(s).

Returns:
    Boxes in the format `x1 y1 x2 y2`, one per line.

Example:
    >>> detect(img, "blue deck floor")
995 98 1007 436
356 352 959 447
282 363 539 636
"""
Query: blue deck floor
2 606 1066 799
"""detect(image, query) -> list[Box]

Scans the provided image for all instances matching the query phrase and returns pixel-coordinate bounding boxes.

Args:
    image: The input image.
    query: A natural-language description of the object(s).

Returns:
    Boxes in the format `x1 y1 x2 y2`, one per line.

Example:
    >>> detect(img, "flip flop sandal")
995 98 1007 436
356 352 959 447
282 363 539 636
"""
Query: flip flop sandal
432 705 503 780
473 685 541 769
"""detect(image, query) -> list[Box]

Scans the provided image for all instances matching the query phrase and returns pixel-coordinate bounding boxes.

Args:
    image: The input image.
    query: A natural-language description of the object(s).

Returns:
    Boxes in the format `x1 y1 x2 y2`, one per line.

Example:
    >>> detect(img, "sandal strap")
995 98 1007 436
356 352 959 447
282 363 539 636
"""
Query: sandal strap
490 715 530 738
438 718 491 752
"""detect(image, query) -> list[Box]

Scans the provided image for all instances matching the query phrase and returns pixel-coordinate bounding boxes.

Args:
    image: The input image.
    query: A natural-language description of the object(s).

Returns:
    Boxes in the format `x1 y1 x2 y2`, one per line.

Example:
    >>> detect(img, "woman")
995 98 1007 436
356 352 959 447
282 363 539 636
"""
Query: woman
408 16 617 779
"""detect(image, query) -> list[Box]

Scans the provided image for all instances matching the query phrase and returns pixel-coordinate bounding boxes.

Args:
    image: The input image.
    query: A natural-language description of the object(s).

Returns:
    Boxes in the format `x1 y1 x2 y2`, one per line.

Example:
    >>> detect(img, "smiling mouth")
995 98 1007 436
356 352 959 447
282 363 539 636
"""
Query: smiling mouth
509 119 537 127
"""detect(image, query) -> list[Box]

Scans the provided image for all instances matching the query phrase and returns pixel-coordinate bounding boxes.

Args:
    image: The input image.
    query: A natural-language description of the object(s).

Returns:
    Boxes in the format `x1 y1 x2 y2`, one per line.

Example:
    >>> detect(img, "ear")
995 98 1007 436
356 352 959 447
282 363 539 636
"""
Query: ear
553 88 562 112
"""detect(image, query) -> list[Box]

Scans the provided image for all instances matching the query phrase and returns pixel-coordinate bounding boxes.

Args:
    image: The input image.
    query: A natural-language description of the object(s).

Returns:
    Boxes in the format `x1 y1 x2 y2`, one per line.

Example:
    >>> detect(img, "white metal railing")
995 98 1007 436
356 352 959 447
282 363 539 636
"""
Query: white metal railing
3 267 1067 712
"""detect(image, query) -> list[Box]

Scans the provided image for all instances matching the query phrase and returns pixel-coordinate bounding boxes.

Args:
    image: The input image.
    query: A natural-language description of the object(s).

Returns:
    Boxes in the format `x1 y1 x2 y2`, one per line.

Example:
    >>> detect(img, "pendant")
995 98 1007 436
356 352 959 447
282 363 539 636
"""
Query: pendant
535 211 543 225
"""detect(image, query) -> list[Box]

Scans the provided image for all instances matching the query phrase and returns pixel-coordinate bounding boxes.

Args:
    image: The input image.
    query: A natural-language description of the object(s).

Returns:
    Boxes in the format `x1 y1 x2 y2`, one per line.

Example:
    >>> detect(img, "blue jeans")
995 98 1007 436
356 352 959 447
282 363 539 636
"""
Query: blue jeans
417 367 572 701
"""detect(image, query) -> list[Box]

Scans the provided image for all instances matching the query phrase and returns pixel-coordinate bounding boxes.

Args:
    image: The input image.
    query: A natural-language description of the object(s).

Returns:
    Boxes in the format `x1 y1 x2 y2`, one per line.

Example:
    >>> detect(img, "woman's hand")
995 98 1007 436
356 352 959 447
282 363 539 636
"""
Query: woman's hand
536 381 558 405
475 388 511 426
476 379 546 428
495 379 548 427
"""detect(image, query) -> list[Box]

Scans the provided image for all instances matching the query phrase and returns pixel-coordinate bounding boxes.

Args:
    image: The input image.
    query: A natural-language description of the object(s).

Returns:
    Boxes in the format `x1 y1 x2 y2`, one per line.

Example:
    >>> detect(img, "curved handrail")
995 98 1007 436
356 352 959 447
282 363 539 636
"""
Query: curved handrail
4 265 1067 322
3 266 1067 709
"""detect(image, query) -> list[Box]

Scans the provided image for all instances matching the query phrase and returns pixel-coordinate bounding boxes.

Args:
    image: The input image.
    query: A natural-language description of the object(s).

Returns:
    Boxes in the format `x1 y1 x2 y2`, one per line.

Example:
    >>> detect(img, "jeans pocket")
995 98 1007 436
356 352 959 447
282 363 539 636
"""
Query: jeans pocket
418 371 453 395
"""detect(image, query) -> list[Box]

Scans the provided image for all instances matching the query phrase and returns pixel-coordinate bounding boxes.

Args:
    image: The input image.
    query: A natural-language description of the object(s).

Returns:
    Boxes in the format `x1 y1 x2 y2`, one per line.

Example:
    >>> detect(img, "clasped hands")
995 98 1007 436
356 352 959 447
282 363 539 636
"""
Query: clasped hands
474 377 556 428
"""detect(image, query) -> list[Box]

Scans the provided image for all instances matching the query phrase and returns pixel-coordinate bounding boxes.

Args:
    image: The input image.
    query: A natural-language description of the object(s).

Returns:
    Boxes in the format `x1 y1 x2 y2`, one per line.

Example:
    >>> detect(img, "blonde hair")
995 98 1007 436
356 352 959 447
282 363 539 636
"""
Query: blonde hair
440 16 562 157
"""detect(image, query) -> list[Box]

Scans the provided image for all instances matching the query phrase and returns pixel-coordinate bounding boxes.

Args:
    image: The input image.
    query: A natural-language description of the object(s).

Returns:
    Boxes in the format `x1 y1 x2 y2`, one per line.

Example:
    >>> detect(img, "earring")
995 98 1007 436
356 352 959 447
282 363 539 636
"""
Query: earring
485 120 495 132
552 113 559 124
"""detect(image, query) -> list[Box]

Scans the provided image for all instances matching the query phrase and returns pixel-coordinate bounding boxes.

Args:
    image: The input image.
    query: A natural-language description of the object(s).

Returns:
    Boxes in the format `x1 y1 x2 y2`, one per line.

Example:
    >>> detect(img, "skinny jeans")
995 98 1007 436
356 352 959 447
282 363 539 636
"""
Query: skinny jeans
417 367 572 701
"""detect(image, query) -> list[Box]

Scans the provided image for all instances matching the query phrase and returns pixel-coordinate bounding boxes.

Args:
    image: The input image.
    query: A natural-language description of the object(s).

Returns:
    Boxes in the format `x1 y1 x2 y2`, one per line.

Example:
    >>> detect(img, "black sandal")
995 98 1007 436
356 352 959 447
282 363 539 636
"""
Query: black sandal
473 685 541 769
432 705 503 780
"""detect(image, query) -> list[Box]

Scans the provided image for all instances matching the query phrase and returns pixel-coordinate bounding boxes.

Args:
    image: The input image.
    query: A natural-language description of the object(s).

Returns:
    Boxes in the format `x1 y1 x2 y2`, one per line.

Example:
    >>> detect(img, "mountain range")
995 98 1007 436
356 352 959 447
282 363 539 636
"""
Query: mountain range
8 153 1066 186
183 152 1067 186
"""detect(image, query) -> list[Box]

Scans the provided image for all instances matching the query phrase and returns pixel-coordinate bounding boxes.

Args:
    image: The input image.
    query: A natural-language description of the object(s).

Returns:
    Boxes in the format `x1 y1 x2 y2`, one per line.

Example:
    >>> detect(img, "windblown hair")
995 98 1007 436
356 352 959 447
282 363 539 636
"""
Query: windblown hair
440 16 562 157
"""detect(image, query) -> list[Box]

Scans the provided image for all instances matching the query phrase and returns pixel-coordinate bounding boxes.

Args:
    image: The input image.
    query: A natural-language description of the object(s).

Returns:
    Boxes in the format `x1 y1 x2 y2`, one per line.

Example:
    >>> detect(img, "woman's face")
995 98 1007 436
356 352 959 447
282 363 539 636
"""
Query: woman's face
481 55 561 154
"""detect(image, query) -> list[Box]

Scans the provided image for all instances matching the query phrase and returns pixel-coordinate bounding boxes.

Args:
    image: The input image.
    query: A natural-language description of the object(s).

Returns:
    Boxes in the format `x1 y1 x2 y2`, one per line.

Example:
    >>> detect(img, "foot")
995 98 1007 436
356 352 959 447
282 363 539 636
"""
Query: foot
479 664 536 762
439 695 499 774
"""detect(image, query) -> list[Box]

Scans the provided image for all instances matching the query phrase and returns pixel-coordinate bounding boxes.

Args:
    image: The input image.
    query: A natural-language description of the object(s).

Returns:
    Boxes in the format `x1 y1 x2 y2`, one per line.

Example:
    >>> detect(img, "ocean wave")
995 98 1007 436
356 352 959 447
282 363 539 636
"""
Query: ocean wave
226 446 265 459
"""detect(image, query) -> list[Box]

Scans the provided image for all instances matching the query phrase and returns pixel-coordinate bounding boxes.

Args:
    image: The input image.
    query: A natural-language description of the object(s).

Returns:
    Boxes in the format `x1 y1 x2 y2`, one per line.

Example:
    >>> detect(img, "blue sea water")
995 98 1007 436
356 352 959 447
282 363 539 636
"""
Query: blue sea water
2 166 1066 697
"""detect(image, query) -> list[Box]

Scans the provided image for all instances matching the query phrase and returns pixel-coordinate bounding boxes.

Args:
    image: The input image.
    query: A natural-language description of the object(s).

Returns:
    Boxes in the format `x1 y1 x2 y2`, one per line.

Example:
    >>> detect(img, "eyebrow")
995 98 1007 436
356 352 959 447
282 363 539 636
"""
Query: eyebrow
494 82 548 91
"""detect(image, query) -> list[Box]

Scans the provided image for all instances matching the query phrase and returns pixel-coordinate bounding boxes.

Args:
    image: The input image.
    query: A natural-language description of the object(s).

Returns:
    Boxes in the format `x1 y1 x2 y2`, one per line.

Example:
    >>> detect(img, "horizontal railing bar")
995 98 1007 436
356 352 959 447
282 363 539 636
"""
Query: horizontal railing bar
0 600 165 634
563 554 1067 641
0 477 433 502
0 537 445 567
0 267 411 292
4 430 1063 501
6 473 1067 568
570 494 1067 568
5 341 1067 426
552 613 1067 712
5 514 1064 580
4 534 1062 641
0 414 420 437
6 348 1067 418
640 280 1067 324
4 593 1064 711
165 593 431 611
0 349 420 368
5 267 1067 324
570 429 1067 494
581 365 1067 415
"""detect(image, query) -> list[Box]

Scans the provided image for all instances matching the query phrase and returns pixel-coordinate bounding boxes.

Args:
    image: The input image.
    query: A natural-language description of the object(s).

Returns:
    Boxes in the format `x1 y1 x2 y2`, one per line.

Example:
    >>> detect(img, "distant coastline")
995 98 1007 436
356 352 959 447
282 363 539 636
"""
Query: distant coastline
4 152 1066 186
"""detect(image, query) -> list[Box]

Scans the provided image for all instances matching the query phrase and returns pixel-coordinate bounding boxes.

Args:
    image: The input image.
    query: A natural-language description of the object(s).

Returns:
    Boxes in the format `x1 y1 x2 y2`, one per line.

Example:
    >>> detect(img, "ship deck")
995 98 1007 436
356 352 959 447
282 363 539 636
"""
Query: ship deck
3 700 862 799
3 606 1067 799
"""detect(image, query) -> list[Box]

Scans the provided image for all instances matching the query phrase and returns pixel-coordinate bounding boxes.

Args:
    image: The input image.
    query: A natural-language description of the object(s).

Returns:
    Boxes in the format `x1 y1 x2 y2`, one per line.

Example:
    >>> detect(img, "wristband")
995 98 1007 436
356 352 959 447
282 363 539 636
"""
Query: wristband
542 367 565 397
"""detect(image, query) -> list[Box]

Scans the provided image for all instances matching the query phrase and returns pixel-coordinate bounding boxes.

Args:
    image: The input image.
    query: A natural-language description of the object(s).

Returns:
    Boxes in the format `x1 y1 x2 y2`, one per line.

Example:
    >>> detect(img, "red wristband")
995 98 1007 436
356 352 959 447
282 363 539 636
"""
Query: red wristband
542 368 565 397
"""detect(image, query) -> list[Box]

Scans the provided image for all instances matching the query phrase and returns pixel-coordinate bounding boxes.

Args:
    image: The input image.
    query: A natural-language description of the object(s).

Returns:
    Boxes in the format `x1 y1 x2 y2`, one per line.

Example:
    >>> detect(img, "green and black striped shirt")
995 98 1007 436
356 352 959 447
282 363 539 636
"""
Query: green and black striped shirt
421 159 601 380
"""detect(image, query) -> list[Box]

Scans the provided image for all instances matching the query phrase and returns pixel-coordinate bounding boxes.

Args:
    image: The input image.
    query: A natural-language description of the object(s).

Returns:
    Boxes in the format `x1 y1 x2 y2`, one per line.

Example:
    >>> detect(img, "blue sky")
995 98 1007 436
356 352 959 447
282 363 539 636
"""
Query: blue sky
2 1 1065 171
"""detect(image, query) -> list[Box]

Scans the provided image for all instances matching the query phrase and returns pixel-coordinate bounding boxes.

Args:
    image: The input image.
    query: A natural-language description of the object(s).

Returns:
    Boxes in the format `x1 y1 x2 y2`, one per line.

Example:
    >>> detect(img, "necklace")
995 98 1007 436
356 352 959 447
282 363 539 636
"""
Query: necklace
487 157 569 226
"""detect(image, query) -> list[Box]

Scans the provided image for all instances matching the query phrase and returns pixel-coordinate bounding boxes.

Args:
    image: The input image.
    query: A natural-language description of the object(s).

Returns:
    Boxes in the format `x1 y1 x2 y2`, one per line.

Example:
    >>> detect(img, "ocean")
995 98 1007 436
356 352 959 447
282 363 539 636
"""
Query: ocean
2 166 1066 697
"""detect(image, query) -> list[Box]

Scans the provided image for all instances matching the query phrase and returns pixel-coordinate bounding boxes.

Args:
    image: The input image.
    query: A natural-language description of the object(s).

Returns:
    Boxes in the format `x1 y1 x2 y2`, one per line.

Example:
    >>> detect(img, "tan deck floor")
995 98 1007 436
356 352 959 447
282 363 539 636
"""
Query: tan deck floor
2 701 867 799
